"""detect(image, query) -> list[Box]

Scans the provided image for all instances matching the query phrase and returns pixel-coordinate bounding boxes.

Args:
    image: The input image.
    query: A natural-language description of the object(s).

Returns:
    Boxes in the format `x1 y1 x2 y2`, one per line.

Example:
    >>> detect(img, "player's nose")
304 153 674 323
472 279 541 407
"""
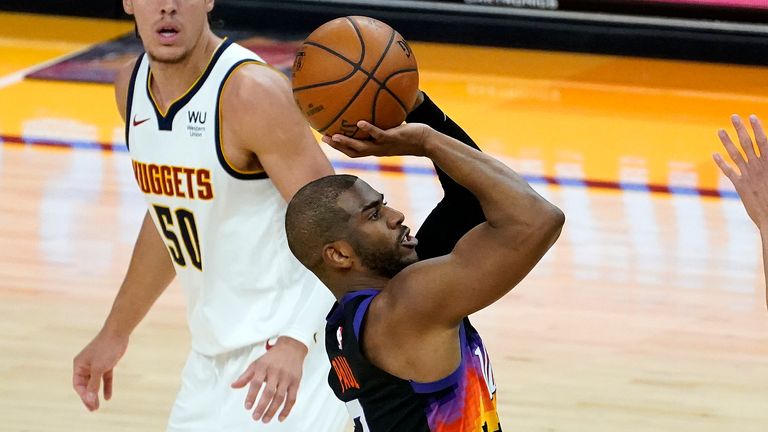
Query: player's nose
160 0 178 15
386 208 405 229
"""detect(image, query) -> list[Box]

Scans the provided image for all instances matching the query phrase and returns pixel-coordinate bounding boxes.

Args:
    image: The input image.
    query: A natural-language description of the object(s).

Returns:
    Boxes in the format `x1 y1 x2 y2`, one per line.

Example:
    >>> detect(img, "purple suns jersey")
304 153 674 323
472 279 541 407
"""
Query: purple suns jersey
325 289 502 432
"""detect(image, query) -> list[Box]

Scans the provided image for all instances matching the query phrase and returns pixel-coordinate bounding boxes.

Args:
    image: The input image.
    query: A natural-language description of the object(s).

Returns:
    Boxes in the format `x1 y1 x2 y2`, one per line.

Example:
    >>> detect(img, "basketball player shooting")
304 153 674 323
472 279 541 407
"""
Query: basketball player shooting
285 93 565 430
714 114 768 310
72 0 346 429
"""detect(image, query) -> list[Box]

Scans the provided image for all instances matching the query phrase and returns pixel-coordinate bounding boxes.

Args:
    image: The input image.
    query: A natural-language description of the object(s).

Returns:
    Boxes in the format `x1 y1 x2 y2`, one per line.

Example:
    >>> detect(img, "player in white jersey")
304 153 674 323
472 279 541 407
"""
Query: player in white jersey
72 0 347 430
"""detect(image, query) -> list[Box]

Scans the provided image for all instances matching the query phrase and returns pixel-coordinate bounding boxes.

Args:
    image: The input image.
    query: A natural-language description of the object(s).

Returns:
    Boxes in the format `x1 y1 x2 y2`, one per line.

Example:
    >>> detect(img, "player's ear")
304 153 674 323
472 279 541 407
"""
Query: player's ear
322 241 353 270
123 0 134 15
206 0 215 13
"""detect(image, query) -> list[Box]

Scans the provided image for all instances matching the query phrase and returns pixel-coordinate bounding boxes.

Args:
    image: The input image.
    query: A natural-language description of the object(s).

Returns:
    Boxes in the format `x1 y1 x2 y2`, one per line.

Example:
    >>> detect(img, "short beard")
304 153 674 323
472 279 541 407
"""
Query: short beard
147 50 188 65
352 237 417 279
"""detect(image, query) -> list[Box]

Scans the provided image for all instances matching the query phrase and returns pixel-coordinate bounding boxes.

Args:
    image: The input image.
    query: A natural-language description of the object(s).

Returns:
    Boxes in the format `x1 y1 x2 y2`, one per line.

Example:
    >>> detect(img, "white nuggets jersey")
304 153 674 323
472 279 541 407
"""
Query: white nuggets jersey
125 39 334 356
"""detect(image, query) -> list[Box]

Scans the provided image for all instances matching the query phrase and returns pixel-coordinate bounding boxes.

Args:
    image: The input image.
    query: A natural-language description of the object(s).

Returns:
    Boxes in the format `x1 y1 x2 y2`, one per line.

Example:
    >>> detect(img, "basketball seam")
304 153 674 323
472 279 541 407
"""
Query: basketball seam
293 17 365 93
292 42 361 92
376 68 419 114
317 24 397 134
294 42 393 93
346 16 366 65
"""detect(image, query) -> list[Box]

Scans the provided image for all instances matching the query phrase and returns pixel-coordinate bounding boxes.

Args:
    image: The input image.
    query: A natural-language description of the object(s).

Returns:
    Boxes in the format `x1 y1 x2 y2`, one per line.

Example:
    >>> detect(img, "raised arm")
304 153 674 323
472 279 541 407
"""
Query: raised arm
327 121 564 330
714 114 768 310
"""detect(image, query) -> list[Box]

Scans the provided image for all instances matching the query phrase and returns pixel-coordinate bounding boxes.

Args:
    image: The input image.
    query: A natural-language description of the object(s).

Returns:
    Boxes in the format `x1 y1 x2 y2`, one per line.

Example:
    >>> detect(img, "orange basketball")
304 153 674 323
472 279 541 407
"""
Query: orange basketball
291 16 419 139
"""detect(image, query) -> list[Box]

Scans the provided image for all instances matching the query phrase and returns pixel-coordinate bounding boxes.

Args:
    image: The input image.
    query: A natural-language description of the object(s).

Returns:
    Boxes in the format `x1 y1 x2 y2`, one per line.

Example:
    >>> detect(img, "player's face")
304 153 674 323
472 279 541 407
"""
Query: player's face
124 0 214 64
337 180 419 279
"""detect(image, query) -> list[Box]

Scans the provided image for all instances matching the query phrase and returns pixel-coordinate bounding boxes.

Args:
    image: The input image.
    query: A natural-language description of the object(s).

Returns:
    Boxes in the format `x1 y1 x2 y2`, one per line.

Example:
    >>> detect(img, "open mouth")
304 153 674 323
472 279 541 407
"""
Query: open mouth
156 24 180 42
399 227 418 248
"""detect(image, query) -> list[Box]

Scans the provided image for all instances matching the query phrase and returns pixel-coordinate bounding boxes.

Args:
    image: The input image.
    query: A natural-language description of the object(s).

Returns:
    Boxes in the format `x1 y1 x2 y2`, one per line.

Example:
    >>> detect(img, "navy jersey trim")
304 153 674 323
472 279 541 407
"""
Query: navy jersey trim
410 324 466 394
214 58 271 180
124 53 145 151
328 289 381 324
353 295 376 340
146 38 232 131
338 288 465 395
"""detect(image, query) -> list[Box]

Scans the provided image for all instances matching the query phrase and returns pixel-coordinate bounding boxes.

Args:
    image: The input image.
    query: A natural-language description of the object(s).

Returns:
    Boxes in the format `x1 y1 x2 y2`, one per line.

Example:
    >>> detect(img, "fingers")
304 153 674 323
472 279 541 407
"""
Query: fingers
103 370 113 401
750 115 767 158
250 381 275 421
243 370 266 411
732 115 759 161
256 381 287 423
73 364 89 402
85 369 102 411
718 128 746 173
231 366 255 389
332 135 369 154
357 120 384 140
278 383 298 422
713 152 739 184
233 365 299 423
322 134 368 158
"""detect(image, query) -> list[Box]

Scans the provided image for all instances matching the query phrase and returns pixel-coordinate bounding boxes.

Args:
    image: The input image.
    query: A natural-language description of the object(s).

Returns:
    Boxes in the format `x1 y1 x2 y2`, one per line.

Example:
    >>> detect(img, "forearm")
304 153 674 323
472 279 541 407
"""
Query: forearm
102 212 176 338
406 93 481 201
406 93 479 151
410 94 486 259
421 130 558 228
762 229 768 310
278 279 335 348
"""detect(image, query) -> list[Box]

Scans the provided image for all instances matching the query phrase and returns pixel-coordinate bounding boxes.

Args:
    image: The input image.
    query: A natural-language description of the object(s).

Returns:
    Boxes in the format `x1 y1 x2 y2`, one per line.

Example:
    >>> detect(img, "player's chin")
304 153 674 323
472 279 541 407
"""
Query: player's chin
399 249 419 267
148 45 188 64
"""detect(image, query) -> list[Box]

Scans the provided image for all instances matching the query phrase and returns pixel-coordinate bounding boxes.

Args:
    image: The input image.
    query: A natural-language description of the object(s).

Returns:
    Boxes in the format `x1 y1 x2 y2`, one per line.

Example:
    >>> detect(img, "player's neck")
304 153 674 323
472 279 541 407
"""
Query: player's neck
336 275 390 299
147 32 222 112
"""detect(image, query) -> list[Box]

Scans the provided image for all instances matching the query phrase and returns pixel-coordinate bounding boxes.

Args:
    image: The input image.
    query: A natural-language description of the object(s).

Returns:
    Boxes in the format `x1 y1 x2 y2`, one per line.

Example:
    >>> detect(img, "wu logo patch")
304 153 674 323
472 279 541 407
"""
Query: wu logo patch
187 111 207 137
188 111 207 124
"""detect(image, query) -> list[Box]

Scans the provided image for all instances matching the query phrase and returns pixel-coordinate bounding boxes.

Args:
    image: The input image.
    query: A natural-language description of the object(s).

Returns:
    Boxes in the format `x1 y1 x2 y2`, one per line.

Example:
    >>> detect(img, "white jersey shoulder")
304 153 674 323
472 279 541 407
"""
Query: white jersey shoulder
125 39 333 356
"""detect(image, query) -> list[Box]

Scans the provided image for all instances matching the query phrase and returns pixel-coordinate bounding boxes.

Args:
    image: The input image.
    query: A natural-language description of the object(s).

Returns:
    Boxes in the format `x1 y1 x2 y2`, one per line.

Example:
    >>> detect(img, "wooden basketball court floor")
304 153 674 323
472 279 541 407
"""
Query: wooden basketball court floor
1 12 767 432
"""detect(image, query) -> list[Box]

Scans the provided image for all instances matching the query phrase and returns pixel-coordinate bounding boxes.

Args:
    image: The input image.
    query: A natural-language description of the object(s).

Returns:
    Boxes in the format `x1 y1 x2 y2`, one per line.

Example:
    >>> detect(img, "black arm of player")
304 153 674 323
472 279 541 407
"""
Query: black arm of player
406 92 486 260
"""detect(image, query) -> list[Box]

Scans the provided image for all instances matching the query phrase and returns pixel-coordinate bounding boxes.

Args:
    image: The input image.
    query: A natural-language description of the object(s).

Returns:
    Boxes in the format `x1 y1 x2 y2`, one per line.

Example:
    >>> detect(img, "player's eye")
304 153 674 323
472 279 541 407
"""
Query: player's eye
370 209 380 220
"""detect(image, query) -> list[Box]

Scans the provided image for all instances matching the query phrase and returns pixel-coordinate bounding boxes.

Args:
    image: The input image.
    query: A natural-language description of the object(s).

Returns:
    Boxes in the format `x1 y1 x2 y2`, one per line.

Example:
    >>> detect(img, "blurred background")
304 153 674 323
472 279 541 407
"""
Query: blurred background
0 1 766 431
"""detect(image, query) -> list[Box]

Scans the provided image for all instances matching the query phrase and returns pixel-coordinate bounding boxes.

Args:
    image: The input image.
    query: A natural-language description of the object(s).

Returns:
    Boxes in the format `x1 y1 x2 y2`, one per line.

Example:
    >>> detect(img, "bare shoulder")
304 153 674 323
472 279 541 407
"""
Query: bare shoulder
368 263 430 333
373 255 456 331
220 62 319 157
114 56 140 121
364 268 462 381
222 62 294 115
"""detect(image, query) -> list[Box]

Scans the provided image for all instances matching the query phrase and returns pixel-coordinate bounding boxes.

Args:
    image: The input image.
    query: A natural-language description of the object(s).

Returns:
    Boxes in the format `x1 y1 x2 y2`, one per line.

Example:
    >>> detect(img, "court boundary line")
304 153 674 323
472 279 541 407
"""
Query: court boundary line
0 39 111 90
0 134 738 199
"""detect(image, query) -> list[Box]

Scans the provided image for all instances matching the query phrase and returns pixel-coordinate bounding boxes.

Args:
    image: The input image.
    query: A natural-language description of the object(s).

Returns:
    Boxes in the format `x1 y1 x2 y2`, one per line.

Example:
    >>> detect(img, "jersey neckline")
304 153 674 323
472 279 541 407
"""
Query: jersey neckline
145 38 232 131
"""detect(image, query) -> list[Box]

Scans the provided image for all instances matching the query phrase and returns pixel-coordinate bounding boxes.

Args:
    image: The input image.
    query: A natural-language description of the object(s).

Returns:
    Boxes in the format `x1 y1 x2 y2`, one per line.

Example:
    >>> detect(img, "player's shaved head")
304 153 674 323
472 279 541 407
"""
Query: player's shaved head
285 174 359 271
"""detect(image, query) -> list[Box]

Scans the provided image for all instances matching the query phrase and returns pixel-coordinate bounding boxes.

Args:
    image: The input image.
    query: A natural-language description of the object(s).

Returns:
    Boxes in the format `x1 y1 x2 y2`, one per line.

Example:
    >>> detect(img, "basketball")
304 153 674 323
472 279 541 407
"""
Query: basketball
291 16 419 139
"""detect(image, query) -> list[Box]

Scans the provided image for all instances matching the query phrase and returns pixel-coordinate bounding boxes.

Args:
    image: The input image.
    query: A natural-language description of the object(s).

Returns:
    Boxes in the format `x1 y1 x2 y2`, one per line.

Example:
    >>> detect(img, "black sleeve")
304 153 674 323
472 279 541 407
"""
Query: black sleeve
406 92 486 261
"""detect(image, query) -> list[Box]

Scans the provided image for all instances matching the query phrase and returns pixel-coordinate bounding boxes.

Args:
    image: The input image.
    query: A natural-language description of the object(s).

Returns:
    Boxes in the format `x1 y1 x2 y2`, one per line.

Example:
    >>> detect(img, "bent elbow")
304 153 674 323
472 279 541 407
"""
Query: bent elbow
539 203 565 242
549 205 566 230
